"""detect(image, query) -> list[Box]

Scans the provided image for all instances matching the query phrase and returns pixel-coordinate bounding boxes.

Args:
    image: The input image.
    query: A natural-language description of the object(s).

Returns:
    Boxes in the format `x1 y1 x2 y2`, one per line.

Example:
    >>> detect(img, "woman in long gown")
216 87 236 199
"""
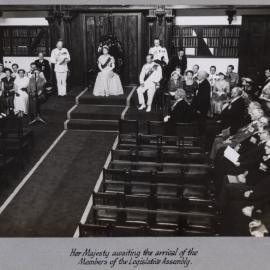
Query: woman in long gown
211 72 230 115
93 46 124 97
14 69 29 117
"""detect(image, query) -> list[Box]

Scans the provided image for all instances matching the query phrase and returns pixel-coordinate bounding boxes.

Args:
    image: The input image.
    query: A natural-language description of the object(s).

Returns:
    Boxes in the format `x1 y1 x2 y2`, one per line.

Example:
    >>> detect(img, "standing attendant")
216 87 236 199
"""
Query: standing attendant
149 38 169 67
169 49 187 75
137 54 162 112
35 52 51 82
192 71 211 134
28 69 47 120
50 40 70 97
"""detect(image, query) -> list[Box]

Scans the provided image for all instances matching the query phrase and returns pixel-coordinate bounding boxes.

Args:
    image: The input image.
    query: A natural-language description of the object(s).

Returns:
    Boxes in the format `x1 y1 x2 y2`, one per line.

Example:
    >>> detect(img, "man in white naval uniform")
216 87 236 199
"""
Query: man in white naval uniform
149 38 169 66
137 54 163 112
50 40 70 96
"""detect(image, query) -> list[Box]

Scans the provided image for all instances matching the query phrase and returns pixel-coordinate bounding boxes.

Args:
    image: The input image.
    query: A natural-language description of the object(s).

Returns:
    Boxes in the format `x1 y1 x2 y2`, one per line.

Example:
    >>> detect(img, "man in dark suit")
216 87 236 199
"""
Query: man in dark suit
192 70 211 134
164 88 191 135
219 87 246 135
34 52 51 82
219 129 270 208
169 49 187 76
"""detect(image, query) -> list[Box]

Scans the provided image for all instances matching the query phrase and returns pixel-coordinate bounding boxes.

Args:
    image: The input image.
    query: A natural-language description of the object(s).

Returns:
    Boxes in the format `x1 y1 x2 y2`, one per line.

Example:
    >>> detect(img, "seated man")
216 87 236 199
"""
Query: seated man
226 64 239 89
137 54 162 112
219 136 270 210
219 87 246 134
210 106 263 161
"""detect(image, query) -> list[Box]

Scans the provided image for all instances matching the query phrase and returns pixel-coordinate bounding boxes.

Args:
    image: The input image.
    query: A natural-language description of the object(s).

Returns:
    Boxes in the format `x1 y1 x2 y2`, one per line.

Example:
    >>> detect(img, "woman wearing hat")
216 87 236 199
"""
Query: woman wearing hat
93 45 123 97
183 70 198 104
211 72 230 115
167 70 183 96
0 68 15 115
14 69 30 117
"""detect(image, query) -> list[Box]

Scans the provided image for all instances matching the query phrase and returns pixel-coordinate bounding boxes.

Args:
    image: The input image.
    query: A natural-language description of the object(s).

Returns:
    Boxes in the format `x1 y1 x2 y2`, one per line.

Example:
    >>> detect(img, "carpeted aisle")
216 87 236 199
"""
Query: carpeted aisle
0 130 116 237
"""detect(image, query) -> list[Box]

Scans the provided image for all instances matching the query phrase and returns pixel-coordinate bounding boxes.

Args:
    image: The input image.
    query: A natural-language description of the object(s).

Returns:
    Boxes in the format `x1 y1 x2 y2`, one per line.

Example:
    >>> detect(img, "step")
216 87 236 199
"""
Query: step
78 86 135 106
66 119 119 131
69 104 125 120
124 106 162 122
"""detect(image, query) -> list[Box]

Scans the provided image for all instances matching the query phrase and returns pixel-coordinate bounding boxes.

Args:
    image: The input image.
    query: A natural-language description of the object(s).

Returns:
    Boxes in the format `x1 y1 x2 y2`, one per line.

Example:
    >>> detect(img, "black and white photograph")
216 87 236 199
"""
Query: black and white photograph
0 1 270 244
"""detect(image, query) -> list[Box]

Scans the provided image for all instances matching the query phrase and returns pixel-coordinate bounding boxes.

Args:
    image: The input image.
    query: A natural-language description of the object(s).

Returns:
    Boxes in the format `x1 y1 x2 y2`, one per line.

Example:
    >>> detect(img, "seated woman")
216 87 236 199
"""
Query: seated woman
14 69 30 117
167 70 183 97
0 68 15 115
211 72 230 116
28 68 47 120
93 45 124 97
183 70 197 105
164 89 191 135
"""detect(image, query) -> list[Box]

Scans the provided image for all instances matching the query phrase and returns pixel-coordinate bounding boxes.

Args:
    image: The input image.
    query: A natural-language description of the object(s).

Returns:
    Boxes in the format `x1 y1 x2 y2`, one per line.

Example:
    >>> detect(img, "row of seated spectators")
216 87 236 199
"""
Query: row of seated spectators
0 53 52 120
160 65 270 136
204 77 270 236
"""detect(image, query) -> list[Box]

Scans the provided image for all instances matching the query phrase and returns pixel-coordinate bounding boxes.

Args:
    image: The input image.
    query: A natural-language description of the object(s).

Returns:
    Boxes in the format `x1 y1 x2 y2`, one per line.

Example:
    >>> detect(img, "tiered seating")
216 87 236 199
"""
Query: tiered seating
80 119 218 237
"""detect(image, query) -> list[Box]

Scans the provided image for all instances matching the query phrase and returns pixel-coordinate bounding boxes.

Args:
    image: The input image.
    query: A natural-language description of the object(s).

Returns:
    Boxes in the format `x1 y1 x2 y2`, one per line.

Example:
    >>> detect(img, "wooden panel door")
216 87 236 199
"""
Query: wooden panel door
239 16 270 82
112 14 140 84
84 13 141 85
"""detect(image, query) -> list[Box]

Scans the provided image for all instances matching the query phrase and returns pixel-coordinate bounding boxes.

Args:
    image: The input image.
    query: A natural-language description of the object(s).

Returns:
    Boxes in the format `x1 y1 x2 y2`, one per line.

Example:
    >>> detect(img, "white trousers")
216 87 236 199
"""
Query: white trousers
55 71 67 96
137 82 156 106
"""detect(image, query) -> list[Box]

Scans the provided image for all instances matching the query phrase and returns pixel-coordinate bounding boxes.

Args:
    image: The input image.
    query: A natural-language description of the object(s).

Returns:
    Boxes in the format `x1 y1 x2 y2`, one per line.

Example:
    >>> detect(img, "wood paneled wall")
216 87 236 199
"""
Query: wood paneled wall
239 15 270 81
70 12 142 85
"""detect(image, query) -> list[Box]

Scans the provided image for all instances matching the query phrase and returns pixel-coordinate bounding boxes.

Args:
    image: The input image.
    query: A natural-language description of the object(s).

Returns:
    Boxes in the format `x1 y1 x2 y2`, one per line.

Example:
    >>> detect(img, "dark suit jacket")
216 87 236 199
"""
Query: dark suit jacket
192 79 211 116
219 97 246 134
168 99 191 123
34 59 51 81
169 55 187 75
239 142 266 168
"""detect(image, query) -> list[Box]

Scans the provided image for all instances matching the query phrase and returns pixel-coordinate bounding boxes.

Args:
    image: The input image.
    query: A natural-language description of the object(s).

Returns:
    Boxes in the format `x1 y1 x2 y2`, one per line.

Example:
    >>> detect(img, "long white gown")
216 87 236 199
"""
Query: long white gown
14 76 29 114
93 54 124 97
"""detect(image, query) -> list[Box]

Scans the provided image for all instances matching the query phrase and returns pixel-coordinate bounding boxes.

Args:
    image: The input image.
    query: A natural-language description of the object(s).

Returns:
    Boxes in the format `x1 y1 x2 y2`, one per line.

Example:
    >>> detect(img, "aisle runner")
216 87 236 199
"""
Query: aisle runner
0 130 116 237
